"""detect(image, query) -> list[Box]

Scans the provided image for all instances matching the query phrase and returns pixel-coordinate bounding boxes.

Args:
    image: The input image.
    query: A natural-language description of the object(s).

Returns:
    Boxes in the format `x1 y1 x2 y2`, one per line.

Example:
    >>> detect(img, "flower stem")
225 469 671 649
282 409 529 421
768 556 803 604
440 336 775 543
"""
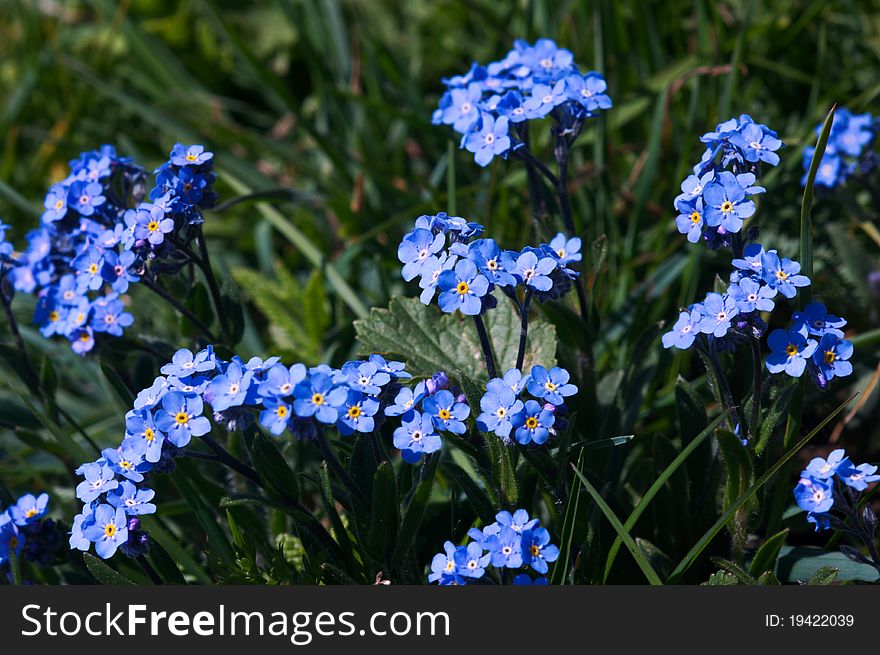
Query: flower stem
747 336 763 442
198 433 262 487
472 314 497 379
1 295 41 393
195 229 231 345
515 290 533 371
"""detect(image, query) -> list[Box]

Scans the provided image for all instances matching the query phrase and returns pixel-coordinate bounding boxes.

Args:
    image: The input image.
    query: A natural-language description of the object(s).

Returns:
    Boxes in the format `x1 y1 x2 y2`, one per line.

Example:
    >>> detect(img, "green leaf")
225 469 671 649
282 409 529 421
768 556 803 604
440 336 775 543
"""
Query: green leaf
709 557 756 585
748 529 789 577
366 461 399 564
667 394 855 583
603 410 731 582
145 539 188 585
221 274 245 346
702 571 738 586
354 295 556 381
755 384 794 455
674 377 708 445
551 449 586 585
318 462 357 575
569 464 663 585
172 459 237 567
776 546 879 583
248 431 301 504
83 554 135 585
303 270 331 349
100 363 135 407
392 453 440 569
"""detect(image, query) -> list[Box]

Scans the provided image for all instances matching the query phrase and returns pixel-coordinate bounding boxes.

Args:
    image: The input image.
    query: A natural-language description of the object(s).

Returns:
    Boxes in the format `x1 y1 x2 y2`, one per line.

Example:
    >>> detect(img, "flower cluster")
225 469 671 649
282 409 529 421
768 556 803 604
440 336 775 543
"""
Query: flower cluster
662 244 809 350
428 509 558 584
8 143 216 355
432 39 611 166
674 115 781 248
0 221 19 295
804 108 877 188
69 346 436 559
794 449 879 531
398 213 581 313
1 493 64 572
476 366 575 445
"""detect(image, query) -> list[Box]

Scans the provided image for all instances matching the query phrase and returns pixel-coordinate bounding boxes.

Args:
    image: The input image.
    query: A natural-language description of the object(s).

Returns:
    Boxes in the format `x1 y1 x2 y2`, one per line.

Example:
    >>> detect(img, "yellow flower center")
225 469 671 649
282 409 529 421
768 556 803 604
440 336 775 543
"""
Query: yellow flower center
49 311 60 322
9 536 19 549
824 350 836 364
147 221 160 233
456 281 470 295
88 263 99 274
525 416 539 430
119 460 132 470
496 407 506 418
104 524 117 538
55 200 64 210
25 508 38 518
530 544 540 556
347 405 362 419
720 201 733 213
445 561 455 572
690 211 701 224
144 428 155 442
785 344 798 357
79 332 91 342
776 270 788 281
276 405 288 418
438 408 452 420
544 381 557 392
311 393 325 406
174 411 190 425
186 153 198 162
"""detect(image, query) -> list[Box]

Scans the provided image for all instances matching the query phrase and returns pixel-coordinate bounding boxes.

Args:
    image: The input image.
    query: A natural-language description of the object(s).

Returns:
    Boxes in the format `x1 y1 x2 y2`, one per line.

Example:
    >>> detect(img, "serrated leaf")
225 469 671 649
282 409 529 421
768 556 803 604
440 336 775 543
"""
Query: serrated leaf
83 553 135 585
710 557 756 585
354 295 556 381
702 571 738 586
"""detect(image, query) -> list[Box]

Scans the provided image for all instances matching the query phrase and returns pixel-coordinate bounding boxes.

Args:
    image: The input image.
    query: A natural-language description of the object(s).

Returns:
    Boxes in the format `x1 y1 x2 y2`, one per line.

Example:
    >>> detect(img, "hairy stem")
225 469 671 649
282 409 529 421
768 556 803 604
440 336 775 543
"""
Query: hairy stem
196 229 231 344
472 314 498 379
315 434 370 510
515 290 533 371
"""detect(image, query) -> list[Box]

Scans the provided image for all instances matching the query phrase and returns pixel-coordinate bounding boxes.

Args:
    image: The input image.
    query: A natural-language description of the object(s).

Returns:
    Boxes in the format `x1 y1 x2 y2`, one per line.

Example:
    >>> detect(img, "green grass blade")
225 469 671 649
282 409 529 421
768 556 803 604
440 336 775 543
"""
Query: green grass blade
569 463 663 585
602 409 731 582
550 449 586 585
667 393 856 584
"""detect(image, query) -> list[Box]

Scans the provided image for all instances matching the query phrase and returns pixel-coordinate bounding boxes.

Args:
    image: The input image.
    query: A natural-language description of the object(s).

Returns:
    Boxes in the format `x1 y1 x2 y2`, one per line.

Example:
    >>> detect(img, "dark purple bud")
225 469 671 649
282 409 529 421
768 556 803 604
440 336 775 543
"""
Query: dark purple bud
127 517 141 532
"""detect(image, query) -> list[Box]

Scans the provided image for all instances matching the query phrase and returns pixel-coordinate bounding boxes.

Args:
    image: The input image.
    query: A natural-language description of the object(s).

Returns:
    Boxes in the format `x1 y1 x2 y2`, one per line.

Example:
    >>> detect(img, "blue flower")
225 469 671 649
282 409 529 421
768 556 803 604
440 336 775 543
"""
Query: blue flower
384 382 427 417
485 527 523 568
766 327 818 377
496 509 539 533
422 389 470 434
837 462 880 492
702 171 756 233
69 507 93 552
368 354 411 380
337 390 380 436
564 73 612 114
83 504 128 559
467 238 517 287
511 399 555 445
417 252 457 304
476 387 524 440
812 332 853 381
91 298 133 337
131 203 175 246
67 180 105 217
154 391 212 447
293 373 348 424
160 348 216 378
675 198 705 244
792 302 846 337
547 233 582 266
259 398 293 435
527 365 577 405
513 573 549 585
806 512 832 532
107 482 156 516
124 411 165 463
698 292 738 338
101 250 140 294
486 368 531 395
72 247 106 292
522 81 567 119
464 113 511 167
728 121 782 166
342 360 392 396
509 250 557 291
398 228 446 282
393 411 442 463
8 493 49 526
174 168 208 204
454 541 491 579
42 184 69 222
521 527 559 574
205 361 254 411
760 252 811 298
729 277 775 314
437 259 489 315
428 541 466 585
103 442 151 483
75 463 119 503
662 308 702 349
803 449 849 479
439 83 482 133
0 519 24 565
793 476 834 514
170 143 213 166
257 363 308 398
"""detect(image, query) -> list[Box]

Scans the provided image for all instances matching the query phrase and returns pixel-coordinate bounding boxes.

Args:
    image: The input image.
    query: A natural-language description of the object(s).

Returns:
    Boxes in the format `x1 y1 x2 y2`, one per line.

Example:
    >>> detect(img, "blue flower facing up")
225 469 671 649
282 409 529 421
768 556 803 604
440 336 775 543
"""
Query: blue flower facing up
437 259 489 315
154 391 212 447
75 463 119 503
527 365 577 405
259 398 293 435
422 389 470 434
760 252 811 298
107 482 157 516
398 228 446 282
487 368 531 396
766 327 818 377
511 399 555 445
477 387 524 440
509 250 556 292
698 292 738 338
520 527 559 574
8 493 49 526
342 360 392 396
813 333 853 381
793 477 834 514
337 390 380 436
467 238 517 287
392 411 442 464
465 114 511 166
293 373 348 424
729 277 776 314
661 308 702 350
702 171 756 233
837 462 880 492
802 449 849 479
384 383 427 418
793 302 846 337
83 504 128 559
